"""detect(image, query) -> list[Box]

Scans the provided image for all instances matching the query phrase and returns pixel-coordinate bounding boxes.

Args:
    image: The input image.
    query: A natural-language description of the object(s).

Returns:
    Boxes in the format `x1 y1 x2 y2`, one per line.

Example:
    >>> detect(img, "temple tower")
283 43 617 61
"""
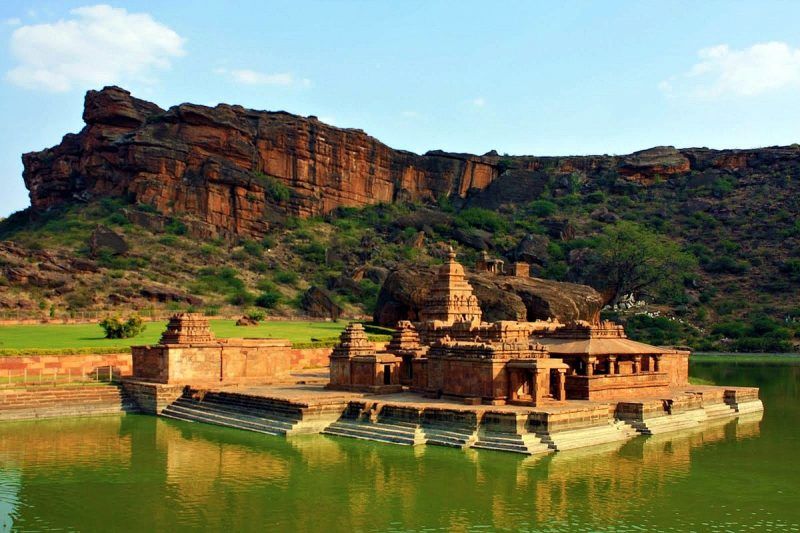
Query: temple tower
419 249 482 324
159 313 216 344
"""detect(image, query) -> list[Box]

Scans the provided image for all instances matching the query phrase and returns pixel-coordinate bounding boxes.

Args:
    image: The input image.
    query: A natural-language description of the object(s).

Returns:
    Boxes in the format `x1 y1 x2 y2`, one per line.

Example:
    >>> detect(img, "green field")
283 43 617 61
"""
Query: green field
0 320 368 355
691 352 800 364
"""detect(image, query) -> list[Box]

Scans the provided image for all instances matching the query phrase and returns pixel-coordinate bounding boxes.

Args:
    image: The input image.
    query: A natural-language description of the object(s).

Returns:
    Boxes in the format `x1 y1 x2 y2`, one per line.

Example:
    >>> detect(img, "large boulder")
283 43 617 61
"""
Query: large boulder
301 286 343 320
88 225 129 256
514 234 550 265
373 266 602 326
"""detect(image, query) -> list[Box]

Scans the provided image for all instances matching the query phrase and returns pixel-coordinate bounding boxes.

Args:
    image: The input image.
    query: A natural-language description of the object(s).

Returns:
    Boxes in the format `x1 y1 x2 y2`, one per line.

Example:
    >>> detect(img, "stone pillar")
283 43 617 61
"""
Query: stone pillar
633 355 642 374
608 355 619 375
557 369 566 401
653 355 661 373
532 368 544 404
586 356 597 376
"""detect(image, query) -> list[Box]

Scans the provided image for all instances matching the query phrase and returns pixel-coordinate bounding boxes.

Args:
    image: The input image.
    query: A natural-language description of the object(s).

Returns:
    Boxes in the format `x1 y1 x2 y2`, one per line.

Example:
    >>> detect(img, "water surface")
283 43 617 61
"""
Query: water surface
1 362 798 532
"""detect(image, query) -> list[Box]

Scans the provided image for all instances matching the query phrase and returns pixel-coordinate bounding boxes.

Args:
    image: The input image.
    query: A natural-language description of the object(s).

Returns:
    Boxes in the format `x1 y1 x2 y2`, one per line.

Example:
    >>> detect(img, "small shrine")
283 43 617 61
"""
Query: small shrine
327 323 403 393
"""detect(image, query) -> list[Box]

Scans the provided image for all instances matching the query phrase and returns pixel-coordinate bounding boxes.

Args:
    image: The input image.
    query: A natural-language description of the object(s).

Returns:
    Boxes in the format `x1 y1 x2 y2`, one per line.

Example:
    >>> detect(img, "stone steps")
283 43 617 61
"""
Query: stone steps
472 432 552 455
703 402 737 420
623 409 706 435
323 419 425 446
160 407 286 436
539 421 637 451
0 384 136 421
730 399 764 415
160 398 298 436
174 397 300 428
422 425 478 448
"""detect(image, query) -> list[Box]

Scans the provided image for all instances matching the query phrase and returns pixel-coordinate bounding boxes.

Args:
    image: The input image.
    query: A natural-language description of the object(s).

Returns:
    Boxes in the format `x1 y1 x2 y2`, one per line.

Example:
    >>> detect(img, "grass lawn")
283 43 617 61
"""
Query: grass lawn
691 352 800 364
0 320 361 355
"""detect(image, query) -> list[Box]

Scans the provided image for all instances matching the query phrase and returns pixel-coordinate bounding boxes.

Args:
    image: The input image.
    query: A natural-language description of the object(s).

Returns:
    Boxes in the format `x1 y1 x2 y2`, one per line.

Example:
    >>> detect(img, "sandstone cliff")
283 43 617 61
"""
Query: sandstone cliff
23 87 800 239
23 87 497 238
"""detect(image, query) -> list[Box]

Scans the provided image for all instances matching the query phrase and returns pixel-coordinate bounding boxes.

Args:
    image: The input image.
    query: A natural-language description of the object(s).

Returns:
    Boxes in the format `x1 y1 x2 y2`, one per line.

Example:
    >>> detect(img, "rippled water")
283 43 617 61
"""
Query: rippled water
1 362 798 532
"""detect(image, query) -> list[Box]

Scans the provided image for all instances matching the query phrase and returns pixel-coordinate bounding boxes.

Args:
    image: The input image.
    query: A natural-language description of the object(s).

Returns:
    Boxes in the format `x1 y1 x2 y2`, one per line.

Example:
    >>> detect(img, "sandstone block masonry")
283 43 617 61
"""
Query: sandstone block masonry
130 313 330 385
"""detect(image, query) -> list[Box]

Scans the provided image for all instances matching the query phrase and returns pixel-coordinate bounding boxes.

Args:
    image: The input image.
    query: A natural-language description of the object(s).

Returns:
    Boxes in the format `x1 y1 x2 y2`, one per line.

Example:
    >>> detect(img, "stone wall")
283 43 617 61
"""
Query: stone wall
0 353 133 379
1 346 332 383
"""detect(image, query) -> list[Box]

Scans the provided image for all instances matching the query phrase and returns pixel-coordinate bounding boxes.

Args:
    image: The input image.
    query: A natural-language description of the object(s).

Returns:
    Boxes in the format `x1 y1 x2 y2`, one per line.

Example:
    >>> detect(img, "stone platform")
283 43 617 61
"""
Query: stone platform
130 373 763 455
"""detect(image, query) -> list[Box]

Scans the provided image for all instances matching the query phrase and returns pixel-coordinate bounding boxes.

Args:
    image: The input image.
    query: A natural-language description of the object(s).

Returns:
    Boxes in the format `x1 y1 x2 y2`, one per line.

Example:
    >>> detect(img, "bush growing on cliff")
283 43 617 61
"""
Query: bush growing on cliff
192 267 245 295
456 208 507 233
99 315 145 339
254 172 291 203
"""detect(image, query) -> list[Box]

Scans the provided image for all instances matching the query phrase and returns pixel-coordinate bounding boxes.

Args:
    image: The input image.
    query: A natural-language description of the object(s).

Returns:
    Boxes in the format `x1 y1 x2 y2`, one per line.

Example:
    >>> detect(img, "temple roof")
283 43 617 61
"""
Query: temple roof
536 336 684 355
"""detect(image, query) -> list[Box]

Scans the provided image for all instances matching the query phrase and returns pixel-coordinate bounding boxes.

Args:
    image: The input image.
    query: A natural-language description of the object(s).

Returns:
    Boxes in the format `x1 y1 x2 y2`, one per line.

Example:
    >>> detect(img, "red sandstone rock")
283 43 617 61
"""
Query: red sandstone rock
23 87 788 241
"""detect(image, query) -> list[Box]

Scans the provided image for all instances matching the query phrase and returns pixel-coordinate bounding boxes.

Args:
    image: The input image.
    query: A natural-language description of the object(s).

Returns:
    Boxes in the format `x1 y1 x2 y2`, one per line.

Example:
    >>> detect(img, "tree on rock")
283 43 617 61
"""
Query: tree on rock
574 221 696 306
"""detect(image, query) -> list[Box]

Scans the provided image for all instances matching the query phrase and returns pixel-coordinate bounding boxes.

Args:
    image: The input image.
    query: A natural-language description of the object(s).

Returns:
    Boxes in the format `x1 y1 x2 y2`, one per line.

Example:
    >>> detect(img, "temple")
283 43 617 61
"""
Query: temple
329 249 686 406
124 251 763 456
329 250 689 406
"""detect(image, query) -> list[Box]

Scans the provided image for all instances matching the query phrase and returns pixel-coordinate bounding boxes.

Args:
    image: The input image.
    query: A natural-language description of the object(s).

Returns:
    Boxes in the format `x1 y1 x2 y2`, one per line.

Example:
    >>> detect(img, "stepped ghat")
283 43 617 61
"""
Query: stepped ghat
122 254 763 455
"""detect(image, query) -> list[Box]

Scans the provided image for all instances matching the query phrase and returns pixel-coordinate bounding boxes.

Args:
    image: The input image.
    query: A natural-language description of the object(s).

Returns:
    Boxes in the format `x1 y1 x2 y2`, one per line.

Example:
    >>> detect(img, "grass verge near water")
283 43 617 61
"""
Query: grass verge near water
0 321 392 356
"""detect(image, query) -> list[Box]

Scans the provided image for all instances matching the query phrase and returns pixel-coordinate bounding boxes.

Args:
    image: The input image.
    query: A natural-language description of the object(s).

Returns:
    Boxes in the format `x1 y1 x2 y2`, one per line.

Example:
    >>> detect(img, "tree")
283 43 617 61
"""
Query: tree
576 221 697 305
99 315 145 339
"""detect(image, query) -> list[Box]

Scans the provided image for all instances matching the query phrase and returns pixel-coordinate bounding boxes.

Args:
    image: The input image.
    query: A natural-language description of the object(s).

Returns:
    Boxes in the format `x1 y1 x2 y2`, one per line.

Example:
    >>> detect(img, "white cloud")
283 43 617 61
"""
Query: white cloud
471 97 486 107
4 18 21 26
661 41 800 98
6 4 185 92
215 67 311 88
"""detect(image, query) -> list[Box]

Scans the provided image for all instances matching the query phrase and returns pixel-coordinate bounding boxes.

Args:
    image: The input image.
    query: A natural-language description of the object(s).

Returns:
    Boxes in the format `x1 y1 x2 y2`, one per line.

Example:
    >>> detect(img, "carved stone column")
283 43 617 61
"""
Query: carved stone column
633 355 642 374
608 355 619 375
653 355 661 373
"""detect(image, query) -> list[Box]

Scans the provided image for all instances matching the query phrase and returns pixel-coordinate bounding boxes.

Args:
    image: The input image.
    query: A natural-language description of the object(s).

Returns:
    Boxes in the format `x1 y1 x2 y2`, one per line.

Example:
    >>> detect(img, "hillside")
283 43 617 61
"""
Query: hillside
2 87 800 352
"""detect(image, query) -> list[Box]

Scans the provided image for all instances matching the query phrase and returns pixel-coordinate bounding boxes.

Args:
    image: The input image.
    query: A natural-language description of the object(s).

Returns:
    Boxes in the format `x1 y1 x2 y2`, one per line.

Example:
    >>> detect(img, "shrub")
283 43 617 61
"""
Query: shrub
165 219 187 235
274 270 299 286
229 290 256 306
780 259 800 281
245 309 266 322
456 208 507 233
255 289 281 309
704 256 749 274
199 244 220 257
529 200 558 217
99 315 145 339
298 242 326 263
241 239 263 257
256 278 277 292
586 191 607 204
254 172 291 202
193 267 245 295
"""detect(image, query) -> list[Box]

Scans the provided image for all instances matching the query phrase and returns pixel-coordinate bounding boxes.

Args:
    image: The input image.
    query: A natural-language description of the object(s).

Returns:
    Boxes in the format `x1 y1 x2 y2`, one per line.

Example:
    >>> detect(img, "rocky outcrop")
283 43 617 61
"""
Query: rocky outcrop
373 267 603 326
88 226 128 256
22 87 800 240
301 286 343 320
23 87 499 239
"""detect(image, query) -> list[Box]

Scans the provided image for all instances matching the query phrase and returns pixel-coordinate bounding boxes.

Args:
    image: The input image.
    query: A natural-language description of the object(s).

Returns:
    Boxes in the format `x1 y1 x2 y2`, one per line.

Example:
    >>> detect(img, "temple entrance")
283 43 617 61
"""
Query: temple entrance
383 365 391 385
511 370 534 402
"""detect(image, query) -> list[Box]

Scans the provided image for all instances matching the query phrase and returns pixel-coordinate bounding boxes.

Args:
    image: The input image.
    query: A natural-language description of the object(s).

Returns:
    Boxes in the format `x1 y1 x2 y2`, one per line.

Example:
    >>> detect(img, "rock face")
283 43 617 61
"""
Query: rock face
23 87 799 241
23 87 499 239
88 226 128 256
373 267 603 327
300 286 344 320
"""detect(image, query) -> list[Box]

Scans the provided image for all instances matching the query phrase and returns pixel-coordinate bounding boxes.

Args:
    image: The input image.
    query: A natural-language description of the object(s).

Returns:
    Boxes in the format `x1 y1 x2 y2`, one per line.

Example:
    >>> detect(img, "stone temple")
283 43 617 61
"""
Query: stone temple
124 251 763 455
329 249 687 406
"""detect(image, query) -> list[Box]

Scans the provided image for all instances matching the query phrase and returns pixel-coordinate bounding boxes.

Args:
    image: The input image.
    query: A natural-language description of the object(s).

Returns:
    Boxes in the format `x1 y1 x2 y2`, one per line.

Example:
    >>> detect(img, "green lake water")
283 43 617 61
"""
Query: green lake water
1 362 798 532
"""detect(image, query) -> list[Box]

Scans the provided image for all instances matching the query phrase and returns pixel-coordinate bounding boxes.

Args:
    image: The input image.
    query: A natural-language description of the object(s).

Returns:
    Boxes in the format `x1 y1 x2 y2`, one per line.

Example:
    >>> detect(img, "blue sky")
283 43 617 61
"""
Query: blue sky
1 1 799 217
